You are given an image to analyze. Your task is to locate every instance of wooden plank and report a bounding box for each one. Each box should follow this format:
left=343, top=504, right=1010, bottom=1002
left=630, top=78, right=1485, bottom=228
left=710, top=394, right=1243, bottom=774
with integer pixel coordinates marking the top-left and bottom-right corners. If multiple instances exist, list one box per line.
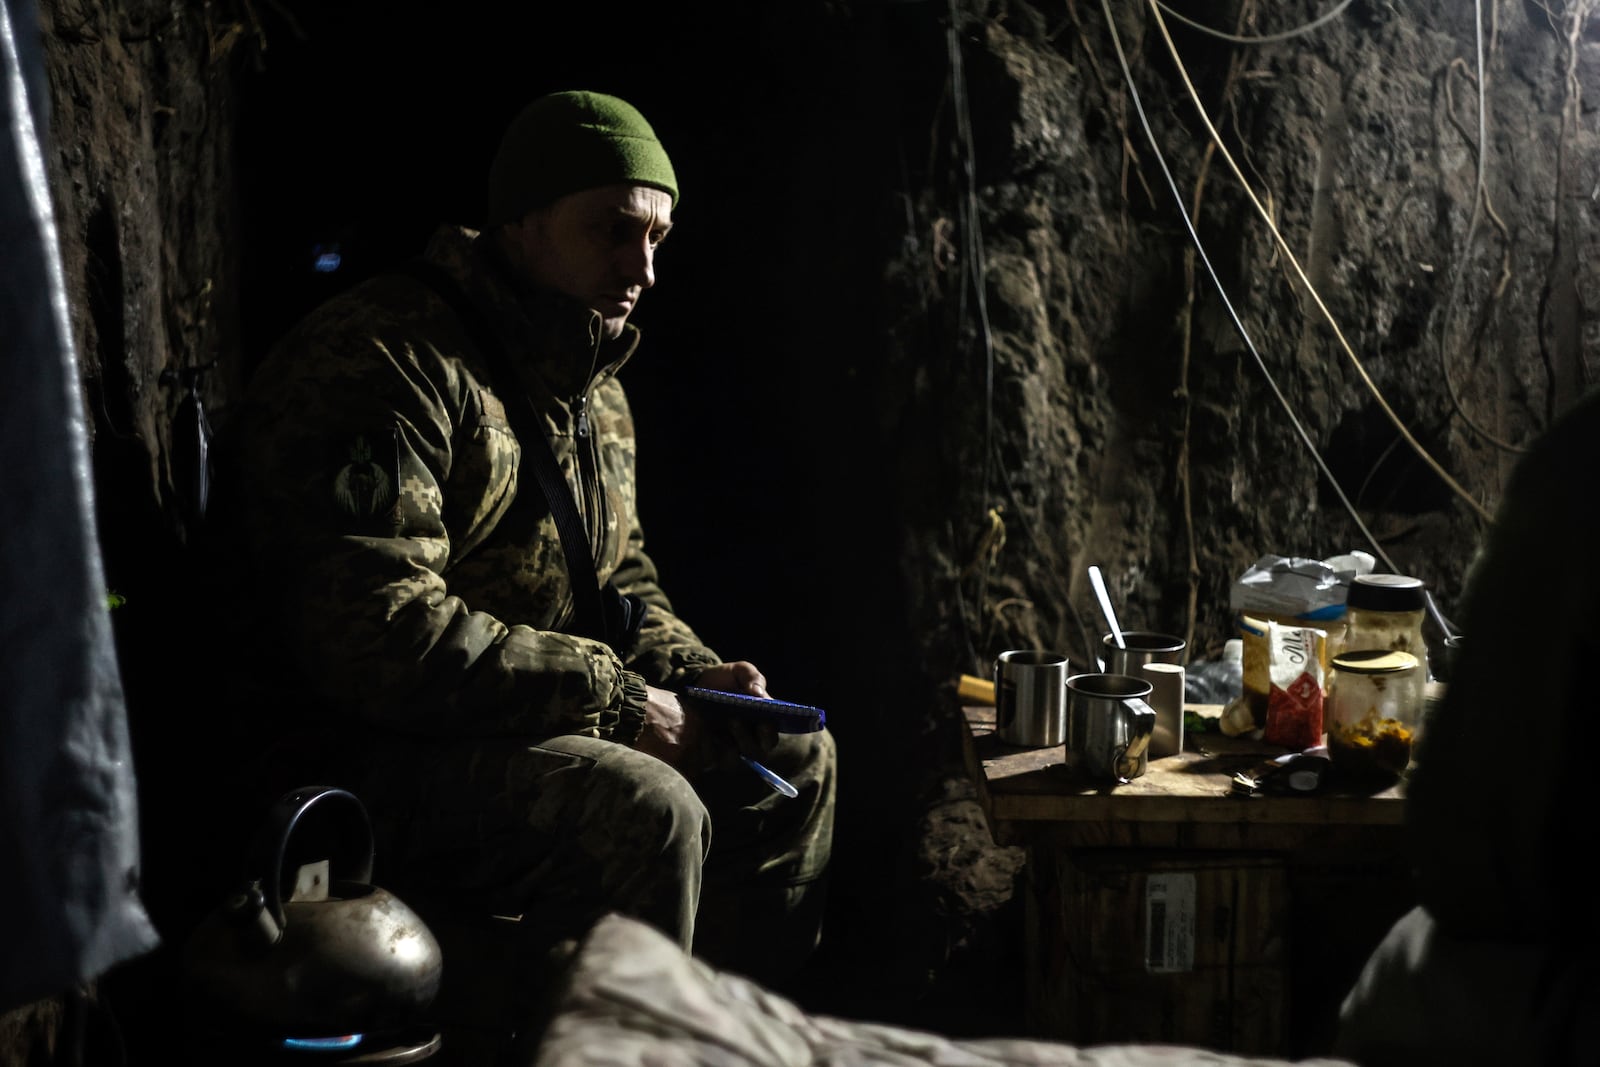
left=959, top=699, right=1413, bottom=1058
left=962, top=704, right=1404, bottom=849
left=1025, top=849, right=1288, bottom=1053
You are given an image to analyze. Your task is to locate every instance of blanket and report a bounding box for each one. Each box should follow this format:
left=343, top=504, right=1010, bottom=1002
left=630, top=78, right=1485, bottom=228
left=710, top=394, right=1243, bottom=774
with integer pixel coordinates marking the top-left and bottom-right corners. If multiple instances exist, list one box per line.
left=531, top=914, right=1356, bottom=1067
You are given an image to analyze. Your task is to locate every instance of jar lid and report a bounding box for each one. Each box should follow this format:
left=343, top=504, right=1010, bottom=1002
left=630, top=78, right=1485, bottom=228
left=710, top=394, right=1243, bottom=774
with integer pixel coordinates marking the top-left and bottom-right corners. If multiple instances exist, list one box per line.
left=1346, top=573, right=1427, bottom=612
left=1332, top=649, right=1420, bottom=674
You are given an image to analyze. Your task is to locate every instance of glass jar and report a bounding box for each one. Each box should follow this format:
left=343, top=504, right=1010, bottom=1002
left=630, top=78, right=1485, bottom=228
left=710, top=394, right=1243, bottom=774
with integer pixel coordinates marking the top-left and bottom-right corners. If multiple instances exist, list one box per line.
left=1341, top=573, right=1429, bottom=672
left=1325, top=649, right=1423, bottom=780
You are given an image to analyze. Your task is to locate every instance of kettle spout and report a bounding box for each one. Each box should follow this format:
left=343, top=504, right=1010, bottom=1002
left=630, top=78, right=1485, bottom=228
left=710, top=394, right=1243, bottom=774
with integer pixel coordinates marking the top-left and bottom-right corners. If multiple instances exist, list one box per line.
left=225, top=879, right=283, bottom=950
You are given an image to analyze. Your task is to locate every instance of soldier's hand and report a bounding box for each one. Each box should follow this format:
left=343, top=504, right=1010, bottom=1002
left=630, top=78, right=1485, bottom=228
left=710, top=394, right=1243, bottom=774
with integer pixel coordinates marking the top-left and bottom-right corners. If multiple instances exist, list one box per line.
left=688, top=661, right=781, bottom=762
left=693, top=661, right=768, bottom=698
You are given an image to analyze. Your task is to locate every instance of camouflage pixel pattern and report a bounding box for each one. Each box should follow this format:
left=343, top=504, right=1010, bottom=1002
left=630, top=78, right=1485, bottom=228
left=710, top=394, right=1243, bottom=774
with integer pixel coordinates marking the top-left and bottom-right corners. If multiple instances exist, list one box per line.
left=356, top=724, right=836, bottom=979
left=219, top=223, right=836, bottom=988
left=225, top=225, right=725, bottom=742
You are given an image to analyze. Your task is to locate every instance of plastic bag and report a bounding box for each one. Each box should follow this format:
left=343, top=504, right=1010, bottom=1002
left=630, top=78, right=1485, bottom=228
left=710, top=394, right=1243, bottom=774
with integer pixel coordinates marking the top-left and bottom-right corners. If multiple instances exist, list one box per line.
left=1228, top=551, right=1373, bottom=624
left=1221, top=550, right=1372, bottom=737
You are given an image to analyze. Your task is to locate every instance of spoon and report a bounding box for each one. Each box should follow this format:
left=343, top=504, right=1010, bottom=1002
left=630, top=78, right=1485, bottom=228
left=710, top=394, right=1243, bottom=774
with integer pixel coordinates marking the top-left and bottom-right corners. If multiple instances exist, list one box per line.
left=1089, top=565, right=1126, bottom=651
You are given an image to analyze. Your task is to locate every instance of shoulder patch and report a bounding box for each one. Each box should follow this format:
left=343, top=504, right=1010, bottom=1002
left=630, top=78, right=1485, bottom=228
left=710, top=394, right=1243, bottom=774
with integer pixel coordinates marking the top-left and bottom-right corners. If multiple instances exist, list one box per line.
left=333, top=432, right=398, bottom=519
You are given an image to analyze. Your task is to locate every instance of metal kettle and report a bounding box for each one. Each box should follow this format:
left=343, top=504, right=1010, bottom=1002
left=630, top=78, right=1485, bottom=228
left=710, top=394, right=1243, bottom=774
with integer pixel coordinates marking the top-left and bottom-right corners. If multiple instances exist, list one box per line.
left=182, top=785, right=444, bottom=1038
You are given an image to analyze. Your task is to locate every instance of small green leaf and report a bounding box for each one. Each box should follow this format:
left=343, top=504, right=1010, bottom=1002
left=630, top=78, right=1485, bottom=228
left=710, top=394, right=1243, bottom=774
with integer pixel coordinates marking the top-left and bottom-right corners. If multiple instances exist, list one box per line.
left=106, top=591, right=126, bottom=610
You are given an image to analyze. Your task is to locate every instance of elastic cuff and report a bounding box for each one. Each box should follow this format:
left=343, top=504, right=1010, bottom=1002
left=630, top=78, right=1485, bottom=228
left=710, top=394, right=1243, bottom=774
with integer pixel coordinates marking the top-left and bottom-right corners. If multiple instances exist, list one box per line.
left=610, top=669, right=650, bottom=745
left=676, top=658, right=726, bottom=690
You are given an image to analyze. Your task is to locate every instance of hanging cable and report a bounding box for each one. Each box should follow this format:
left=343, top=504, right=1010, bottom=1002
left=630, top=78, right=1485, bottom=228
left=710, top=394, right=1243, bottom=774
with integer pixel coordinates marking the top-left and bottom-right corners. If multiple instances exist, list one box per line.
left=946, top=0, right=997, bottom=509
left=1143, top=0, right=1494, bottom=525
left=1436, top=0, right=1528, bottom=454
left=1097, top=0, right=1423, bottom=586
left=945, top=0, right=1005, bottom=663
left=1152, top=0, right=1356, bottom=45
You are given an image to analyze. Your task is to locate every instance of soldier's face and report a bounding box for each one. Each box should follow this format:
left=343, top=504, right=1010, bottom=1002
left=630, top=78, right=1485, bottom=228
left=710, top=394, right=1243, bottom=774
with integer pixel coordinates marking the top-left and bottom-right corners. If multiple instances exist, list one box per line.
left=509, top=183, right=673, bottom=340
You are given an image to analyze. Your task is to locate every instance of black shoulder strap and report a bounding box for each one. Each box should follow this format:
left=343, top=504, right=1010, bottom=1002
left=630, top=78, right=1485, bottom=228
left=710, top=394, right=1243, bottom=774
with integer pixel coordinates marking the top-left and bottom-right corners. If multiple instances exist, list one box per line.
left=390, top=258, right=609, bottom=643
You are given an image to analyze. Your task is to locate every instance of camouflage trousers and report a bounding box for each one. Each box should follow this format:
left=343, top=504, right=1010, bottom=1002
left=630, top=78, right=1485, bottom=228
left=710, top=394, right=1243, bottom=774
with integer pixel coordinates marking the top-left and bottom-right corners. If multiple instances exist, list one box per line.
left=353, top=727, right=836, bottom=989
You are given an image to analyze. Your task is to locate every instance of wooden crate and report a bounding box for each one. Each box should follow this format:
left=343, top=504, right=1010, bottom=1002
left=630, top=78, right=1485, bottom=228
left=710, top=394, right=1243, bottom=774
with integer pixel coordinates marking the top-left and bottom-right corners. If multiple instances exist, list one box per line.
left=1024, top=849, right=1288, bottom=1054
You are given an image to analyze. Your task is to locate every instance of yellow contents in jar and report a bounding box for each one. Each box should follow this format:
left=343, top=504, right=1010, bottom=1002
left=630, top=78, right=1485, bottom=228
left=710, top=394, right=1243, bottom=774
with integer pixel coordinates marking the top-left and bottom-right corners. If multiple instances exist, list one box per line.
left=1327, top=712, right=1413, bottom=778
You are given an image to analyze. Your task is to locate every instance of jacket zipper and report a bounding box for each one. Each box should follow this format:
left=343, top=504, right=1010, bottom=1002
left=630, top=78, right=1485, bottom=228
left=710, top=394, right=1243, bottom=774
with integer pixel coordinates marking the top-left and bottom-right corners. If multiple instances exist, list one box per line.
left=574, top=392, right=590, bottom=439
left=571, top=322, right=626, bottom=578
left=572, top=391, right=604, bottom=559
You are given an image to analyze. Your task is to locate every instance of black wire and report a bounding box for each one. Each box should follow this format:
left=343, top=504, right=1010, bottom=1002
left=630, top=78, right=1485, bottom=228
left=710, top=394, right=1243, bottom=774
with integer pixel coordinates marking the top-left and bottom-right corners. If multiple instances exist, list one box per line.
left=945, top=0, right=1008, bottom=664
left=1099, top=0, right=1465, bottom=640
left=1101, top=6, right=1322, bottom=493
left=946, top=0, right=996, bottom=511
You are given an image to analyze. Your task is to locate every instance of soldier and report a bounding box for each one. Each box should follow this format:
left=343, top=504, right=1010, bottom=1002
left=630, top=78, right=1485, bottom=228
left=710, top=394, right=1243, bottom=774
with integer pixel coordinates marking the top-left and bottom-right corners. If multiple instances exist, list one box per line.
left=1334, top=386, right=1600, bottom=1065
left=210, top=91, right=836, bottom=998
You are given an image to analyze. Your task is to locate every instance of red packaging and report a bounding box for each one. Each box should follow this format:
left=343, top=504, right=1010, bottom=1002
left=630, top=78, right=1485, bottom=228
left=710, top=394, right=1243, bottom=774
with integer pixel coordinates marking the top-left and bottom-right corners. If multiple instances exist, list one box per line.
left=1264, top=670, right=1323, bottom=749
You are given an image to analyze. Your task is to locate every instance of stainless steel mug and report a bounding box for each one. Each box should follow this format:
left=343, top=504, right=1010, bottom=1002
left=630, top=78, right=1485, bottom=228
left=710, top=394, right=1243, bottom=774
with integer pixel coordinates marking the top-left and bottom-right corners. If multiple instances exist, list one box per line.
left=994, top=650, right=1070, bottom=746
left=1066, top=672, right=1158, bottom=781
left=1102, top=630, right=1186, bottom=676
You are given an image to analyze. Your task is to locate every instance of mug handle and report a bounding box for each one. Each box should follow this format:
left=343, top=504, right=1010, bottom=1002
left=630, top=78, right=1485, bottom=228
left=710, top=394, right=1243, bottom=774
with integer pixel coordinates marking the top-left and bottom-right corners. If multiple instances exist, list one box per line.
left=1114, top=697, right=1158, bottom=781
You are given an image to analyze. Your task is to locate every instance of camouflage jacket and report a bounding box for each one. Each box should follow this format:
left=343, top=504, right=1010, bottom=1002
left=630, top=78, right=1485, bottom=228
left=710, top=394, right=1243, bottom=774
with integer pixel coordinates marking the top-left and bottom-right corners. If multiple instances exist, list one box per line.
left=223, top=225, right=723, bottom=744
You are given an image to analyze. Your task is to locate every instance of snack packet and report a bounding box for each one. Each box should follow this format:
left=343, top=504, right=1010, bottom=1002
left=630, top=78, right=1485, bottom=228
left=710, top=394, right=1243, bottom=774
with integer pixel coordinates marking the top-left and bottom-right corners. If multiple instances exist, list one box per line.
left=1239, top=614, right=1271, bottom=729
left=1262, top=621, right=1326, bottom=749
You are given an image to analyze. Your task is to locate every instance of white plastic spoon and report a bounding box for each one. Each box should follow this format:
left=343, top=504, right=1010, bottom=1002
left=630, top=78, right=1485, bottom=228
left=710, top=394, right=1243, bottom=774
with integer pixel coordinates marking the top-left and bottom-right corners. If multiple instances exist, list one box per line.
left=1089, top=565, right=1126, bottom=653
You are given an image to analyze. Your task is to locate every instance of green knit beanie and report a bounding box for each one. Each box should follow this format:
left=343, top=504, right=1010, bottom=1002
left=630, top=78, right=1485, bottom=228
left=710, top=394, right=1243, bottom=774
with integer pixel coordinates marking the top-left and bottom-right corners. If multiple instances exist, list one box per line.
left=485, top=90, right=678, bottom=229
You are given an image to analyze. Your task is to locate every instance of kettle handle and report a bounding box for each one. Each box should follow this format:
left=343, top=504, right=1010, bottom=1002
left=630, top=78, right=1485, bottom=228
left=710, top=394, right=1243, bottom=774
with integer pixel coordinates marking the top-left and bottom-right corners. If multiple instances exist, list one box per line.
left=253, top=786, right=376, bottom=929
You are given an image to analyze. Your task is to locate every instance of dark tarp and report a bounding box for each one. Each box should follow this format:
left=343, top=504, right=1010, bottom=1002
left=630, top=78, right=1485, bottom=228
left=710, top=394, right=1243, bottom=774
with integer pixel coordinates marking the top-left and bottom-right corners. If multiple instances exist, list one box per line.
left=0, top=0, right=159, bottom=1010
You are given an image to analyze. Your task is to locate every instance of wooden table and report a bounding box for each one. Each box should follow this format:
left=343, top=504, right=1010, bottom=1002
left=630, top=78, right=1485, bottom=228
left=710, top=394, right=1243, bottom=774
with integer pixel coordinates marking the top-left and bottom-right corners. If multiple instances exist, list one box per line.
left=961, top=703, right=1414, bottom=1058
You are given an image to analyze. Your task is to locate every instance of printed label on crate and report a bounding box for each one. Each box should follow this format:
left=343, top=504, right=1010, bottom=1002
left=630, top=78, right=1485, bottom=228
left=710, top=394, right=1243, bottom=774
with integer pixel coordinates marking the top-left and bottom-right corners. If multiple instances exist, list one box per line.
left=1144, top=872, right=1197, bottom=973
